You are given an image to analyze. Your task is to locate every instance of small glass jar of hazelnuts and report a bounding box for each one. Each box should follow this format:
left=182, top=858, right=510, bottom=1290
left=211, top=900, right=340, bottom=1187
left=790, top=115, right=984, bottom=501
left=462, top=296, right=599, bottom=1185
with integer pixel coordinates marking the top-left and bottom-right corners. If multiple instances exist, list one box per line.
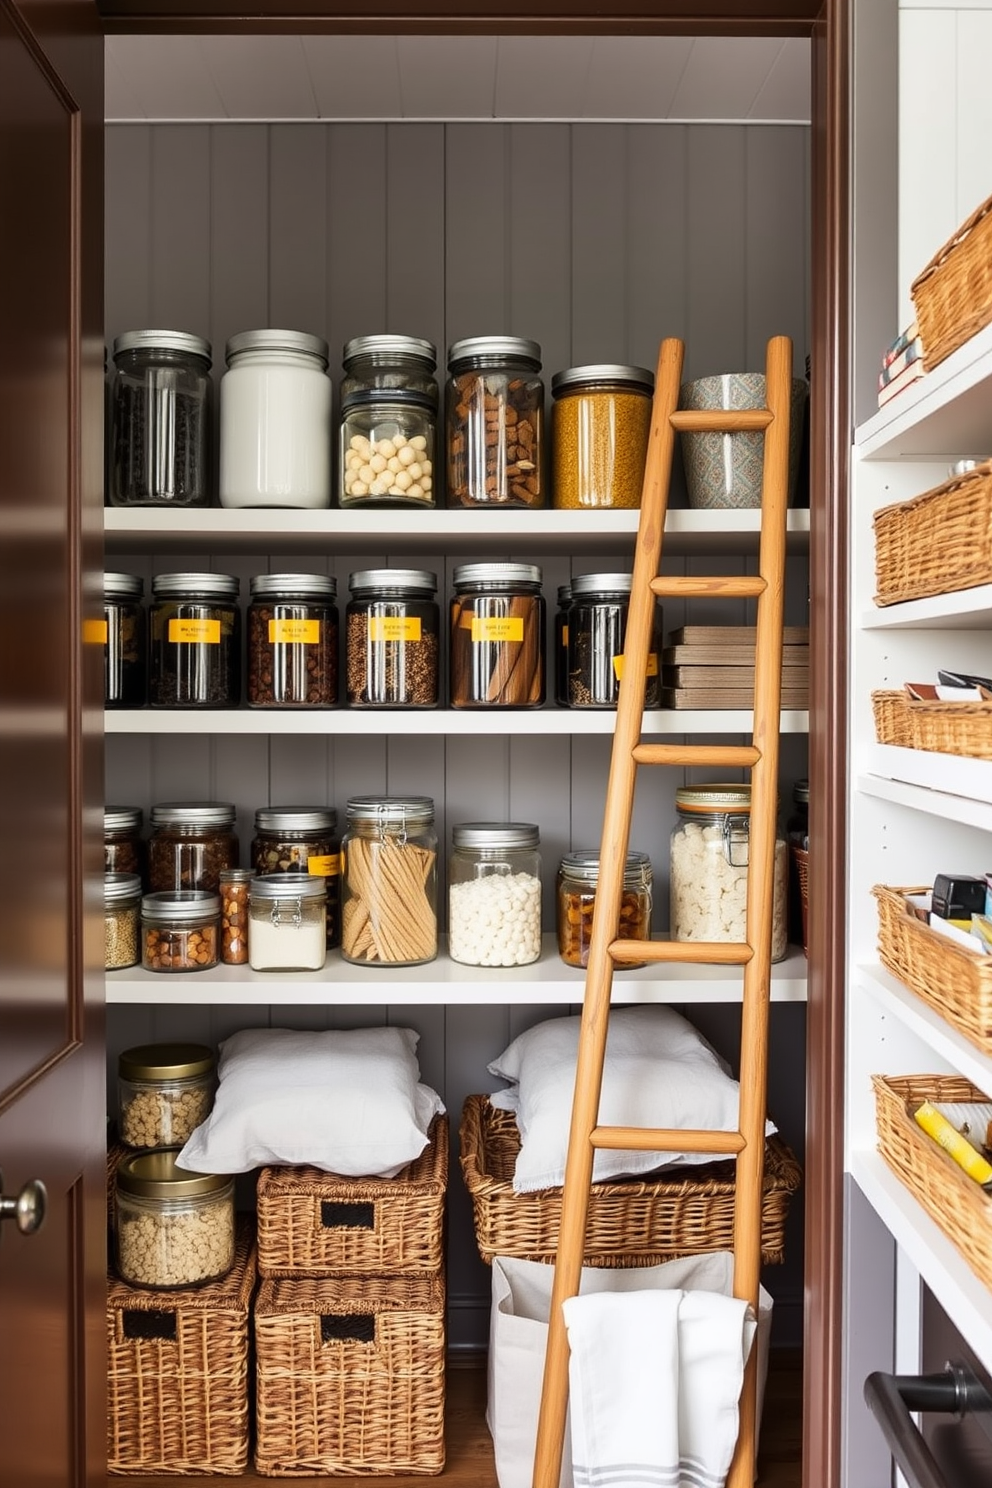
left=337, top=334, right=437, bottom=508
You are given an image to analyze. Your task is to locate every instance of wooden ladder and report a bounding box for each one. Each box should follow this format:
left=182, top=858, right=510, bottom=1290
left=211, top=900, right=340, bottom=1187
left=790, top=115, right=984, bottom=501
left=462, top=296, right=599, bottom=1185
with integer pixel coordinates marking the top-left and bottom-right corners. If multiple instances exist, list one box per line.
left=531, top=334, right=795, bottom=1488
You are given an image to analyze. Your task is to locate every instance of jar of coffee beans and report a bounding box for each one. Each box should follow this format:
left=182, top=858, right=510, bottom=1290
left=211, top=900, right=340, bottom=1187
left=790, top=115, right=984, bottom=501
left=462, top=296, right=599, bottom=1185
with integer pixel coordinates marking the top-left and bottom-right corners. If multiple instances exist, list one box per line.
left=250, top=807, right=341, bottom=949
left=346, top=569, right=439, bottom=708
left=141, top=890, right=221, bottom=973
left=114, top=1150, right=234, bottom=1289
left=117, top=1042, right=216, bottom=1151
left=247, top=572, right=338, bottom=707
left=556, top=849, right=652, bottom=968
left=109, top=330, right=212, bottom=508
left=445, top=336, right=544, bottom=508
left=449, top=562, right=545, bottom=708
left=339, top=334, right=437, bottom=508
left=104, top=805, right=144, bottom=882
left=102, top=571, right=146, bottom=707
left=566, top=572, right=661, bottom=709
left=148, top=802, right=239, bottom=894
left=148, top=572, right=241, bottom=708
left=105, top=872, right=142, bottom=970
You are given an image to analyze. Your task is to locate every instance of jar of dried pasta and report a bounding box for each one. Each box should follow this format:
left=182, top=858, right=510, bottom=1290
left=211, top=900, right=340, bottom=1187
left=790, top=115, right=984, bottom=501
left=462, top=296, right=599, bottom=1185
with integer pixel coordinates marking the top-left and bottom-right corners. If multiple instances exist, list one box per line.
left=551, top=364, right=653, bottom=509
left=117, top=1042, right=216, bottom=1151
left=341, top=795, right=437, bottom=967
left=556, top=849, right=652, bottom=968
left=114, top=1149, right=235, bottom=1289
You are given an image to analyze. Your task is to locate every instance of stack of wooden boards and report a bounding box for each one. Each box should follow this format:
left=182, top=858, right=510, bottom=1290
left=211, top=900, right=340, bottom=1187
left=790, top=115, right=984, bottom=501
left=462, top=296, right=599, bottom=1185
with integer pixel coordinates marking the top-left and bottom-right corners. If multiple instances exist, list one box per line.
left=661, top=625, right=810, bottom=709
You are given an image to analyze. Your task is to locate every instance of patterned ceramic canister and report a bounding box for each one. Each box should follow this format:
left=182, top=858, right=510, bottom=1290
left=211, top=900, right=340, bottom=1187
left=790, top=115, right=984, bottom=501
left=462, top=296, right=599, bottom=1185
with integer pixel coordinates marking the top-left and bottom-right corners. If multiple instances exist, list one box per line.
left=678, top=371, right=809, bottom=509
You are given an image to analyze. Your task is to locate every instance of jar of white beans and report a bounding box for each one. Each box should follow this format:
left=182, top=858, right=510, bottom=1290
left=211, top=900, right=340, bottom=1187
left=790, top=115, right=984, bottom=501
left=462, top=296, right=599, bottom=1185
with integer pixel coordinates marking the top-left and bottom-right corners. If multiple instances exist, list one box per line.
left=448, top=822, right=542, bottom=967
left=338, top=334, right=437, bottom=508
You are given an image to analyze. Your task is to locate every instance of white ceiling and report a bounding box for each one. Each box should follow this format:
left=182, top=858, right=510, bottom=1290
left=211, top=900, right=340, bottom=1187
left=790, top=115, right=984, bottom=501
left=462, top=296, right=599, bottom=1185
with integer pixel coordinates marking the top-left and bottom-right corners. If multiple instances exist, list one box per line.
left=105, top=34, right=811, bottom=124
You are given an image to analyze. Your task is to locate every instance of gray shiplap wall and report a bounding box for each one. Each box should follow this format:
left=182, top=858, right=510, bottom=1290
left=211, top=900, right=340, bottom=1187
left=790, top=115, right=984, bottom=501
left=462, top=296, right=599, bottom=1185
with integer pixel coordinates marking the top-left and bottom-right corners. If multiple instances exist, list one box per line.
left=105, top=120, right=809, bottom=1348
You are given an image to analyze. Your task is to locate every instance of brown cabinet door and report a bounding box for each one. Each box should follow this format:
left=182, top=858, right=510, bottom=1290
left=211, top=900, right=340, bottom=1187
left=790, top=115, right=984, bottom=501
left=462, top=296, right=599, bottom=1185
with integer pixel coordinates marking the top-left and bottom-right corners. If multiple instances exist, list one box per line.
left=0, top=2, right=105, bottom=1483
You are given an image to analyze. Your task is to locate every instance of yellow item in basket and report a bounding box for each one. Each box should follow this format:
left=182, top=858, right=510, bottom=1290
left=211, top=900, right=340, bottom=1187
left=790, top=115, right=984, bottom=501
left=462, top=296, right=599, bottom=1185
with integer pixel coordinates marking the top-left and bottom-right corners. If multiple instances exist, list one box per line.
left=914, top=1100, right=992, bottom=1190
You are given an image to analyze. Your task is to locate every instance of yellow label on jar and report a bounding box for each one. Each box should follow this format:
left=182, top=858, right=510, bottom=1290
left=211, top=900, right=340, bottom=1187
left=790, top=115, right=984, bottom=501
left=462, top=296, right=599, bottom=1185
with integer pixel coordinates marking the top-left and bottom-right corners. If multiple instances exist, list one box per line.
left=472, top=617, right=524, bottom=643
left=613, top=653, right=659, bottom=680
left=370, top=616, right=422, bottom=643
left=83, top=619, right=108, bottom=645
left=307, top=853, right=341, bottom=877
left=562, top=625, right=569, bottom=645
left=269, top=618, right=320, bottom=645
left=169, top=618, right=221, bottom=645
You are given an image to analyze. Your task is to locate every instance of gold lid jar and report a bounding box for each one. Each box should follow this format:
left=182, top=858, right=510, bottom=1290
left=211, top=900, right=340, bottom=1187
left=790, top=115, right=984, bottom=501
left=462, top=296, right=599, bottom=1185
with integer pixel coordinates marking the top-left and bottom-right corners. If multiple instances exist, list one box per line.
left=114, top=1148, right=234, bottom=1289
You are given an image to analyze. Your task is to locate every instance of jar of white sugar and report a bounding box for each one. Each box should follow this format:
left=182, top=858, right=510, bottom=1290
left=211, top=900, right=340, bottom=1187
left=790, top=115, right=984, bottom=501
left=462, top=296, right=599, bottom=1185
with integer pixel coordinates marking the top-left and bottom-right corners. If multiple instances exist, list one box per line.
left=448, top=822, right=542, bottom=967
left=670, top=785, right=788, bottom=962
left=219, top=329, right=332, bottom=509
left=248, top=873, right=327, bottom=972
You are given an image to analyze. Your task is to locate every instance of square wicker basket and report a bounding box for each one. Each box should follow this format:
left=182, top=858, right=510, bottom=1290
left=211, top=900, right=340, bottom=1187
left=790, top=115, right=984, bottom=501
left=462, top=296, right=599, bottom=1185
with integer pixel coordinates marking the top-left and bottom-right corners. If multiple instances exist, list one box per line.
left=255, top=1114, right=447, bottom=1278
left=873, top=884, right=992, bottom=1054
left=910, top=191, right=992, bottom=370
left=873, top=459, right=992, bottom=607
left=253, top=1271, right=446, bottom=1477
left=107, top=1217, right=257, bottom=1476
left=458, top=1095, right=802, bottom=1268
left=872, top=687, right=992, bottom=760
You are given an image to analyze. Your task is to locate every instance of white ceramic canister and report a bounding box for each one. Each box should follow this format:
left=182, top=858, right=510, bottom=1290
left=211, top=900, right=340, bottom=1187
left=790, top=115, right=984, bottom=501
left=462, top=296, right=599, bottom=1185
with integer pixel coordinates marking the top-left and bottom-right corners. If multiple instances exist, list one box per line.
left=219, top=329, right=332, bottom=509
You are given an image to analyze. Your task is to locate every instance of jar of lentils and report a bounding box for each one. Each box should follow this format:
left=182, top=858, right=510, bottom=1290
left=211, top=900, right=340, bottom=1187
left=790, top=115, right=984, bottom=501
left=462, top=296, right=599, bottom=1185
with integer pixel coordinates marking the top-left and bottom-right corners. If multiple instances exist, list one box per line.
left=346, top=569, right=439, bottom=708
left=105, top=872, right=142, bottom=970
left=446, top=336, right=544, bottom=508
left=148, top=802, right=239, bottom=894
left=247, top=572, right=338, bottom=707
left=341, top=795, right=438, bottom=967
left=141, top=889, right=221, bottom=973
left=450, top=562, right=545, bottom=708
left=148, top=572, right=241, bottom=708
left=219, top=329, right=332, bottom=509
left=117, top=1042, right=216, bottom=1151
left=102, top=572, right=146, bottom=707
left=551, top=364, right=653, bottom=509
left=339, top=334, right=437, bottom=507
left=448, top=822, right=542, bottom=967
left=109, top=329, right=212, bottom=508
left=104, top=805, right=144, bottom=882
left=556, top=849, right=653, bottom=968
left=250, top=807, right=341, bottom=950
left=114, top=1150, right=235, bottom=1290
left=567, top=572, right=661, bottom=709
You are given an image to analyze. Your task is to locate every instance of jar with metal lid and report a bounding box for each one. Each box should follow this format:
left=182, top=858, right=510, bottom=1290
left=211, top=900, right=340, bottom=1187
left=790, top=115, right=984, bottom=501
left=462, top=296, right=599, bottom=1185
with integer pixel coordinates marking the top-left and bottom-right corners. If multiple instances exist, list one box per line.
left=787, top=780, right=810, bottom=954
left=554, top=583, right=572, bottom=707
left=109, top=329, right=212, bottom=508
left=450, top=562, right=545, bottom=708
left=566, top=572, right=661, bottom=709
left=551, top=364, right=654, bottom=509
left=101, top=572, right=146, bottom=706
left=219, top=867, right=253, bottom=965
left=339, top=335, right=438, bottom=507
left=114, top=1149, right=234, bottom=1289
left=448, top=822, right=542, bottom=967
left=346, top=569, right=439, bottom=708
left=341, top=795, right=438, bottom=967
left=147, top=802, right=239, bottom=894
left=446, top=336, right=544, bottom=508
left=247, top=572, right=339, bottom=708
left=248, top=873, right=328, bottom=971
left=670, top=785, right=788, bottom=962
left=141, top=889, right=221, bottom=973
left=219, top=328, right=332, bottom=510
left=105, top=872, right=142, bottom=970
left=556, top=849, right=653, bottom=969
left=250, top=807, right=341, bottom=950
left=117, top=1042, right=216, bottom=1151
left=105, top=805, right=144, bottom=881
left=148, top=571, right=241, bottom=708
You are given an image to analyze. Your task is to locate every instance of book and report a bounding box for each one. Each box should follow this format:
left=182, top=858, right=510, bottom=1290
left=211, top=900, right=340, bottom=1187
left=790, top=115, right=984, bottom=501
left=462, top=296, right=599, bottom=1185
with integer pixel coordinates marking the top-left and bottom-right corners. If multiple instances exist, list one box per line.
left=877, top=359, right=925, bottom=406
left=878, top=339, right=922, bottom=387
left=661, top=688, right=809, bottom=710
left=662, top=665, right=810, bottom=688
left=881, top=321, right=919, bottom=368
left=666, top=624, right=810, bottom=646
left=662, top=643, right=810, bottom=665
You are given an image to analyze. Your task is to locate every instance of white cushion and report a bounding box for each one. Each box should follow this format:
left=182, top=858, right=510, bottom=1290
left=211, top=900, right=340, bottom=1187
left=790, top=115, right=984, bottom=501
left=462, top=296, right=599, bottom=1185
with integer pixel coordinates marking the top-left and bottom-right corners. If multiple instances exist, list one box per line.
left=487, top=1005, right=774, bottom=1192
left=178, top=1026, right=444, bottom=1177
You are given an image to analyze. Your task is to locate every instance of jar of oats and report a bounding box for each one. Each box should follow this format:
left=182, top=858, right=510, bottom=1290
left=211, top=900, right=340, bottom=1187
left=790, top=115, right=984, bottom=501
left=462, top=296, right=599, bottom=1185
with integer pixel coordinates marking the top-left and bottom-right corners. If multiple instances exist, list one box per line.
left=118, top=1042, right=216, bottom=1151
left=114, top=1149, right=234, bottom=1289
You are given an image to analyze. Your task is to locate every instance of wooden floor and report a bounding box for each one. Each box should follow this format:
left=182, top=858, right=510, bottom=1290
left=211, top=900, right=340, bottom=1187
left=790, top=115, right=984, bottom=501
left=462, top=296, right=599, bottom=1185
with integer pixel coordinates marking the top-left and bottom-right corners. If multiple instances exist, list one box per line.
left=109, top=1349, right=802, bottom=1486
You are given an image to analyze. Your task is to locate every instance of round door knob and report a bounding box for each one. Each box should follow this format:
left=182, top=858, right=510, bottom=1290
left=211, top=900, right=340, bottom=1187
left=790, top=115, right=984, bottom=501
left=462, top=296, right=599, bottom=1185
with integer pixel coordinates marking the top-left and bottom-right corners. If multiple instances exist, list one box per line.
left=0, top=1170, right=47, bottom=1235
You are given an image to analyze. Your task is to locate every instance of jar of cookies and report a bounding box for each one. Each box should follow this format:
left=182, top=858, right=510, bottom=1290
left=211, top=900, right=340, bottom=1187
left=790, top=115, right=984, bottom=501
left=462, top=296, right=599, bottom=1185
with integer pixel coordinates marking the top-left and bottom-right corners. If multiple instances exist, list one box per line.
left=117, top=1042, right=216, bottom=1151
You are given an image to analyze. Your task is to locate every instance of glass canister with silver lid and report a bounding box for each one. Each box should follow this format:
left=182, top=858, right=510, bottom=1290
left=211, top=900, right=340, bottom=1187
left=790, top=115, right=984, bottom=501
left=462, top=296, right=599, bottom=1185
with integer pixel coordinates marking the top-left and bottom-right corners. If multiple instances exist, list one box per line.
left=448, top=822, right=542, bottom=967
left=339, top=334, right=437, bottom=507
left=556, top=849, right=652, bottom=968
left=247, top=572, right=339, bottom=708
left=105, top=872, right=142, bottom=970
left=251, top=806, right=341, bottom=949
left=346, top=568, right=440, bottom=708
left=341, top=795, right=438, bottom=967
left=109, top=329, right=212, bottom=508
left=141, top=889, right=221, bottom=972
left=148, top=802, right=239, bottom=894
left=248, top=873, right=328, bottom=971
left=449, top=561, right=545, bottom=708
left=102, top=572, right=146, bottom=707
left=105, top=805, right=144, bottom=881
left=551, top=364, right=653, bottom=509
left=566, top=571, right=661, bottom=709
left=446, top=336, right=544, bottom=508
left=148, top=571, right=241, bottom=708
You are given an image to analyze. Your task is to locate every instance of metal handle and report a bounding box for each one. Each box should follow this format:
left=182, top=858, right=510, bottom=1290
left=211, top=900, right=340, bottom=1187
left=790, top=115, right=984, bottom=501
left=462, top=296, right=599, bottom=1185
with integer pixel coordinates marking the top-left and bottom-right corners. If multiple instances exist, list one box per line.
left=864, top=1364, right=992, bottom=1488
left=0, top=1169, right=47, bottom=1236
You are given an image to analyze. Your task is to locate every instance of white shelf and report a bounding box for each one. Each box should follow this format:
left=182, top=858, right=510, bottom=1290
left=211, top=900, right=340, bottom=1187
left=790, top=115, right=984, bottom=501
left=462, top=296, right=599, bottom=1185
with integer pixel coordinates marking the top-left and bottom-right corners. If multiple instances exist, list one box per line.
left=854, top=320, right=992, bottom=460
left=855, top=963, right=992, bottom=1095
left=859, top=745, right=992, bottom=820
left=861, top=583, right=992, bottom=630
left=106, top=937, right=809, bottom=1005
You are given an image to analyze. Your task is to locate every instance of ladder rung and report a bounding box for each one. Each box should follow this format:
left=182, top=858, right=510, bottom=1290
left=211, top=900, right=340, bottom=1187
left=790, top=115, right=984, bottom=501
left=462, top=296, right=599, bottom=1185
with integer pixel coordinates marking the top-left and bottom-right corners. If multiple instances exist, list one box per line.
left=669, top=409, right=772, bottom=434
left=632, top=743, right=761, bottom=768
left=610, top=938, right=752, bottom=966
left=590, top=1125, right=745, bottom=1156
left=650, top=575, right=767, bottom=599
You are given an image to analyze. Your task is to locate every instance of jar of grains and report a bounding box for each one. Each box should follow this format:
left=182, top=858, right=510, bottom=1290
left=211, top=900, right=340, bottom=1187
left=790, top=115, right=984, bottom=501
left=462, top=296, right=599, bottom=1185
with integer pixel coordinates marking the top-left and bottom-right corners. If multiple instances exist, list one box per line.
left=105, top=872, right=142, bottom=970
left=338, top=334, right=438, bottom=507
left=114, top=1149, right=234, bottom=1289
left=141, top=890, right=221, bottom=973
left=448, top=822, right=542, bottom=967
left=556, top=849, right=653, bottom=969
left=117, top=1042, right=216, bottom=1151
left=148, top=802, right=239, bottom=894
left=341, top=795, right=438, bottom=967
left=554, top=583, right=572, bottom=706
left=449, top=562, right=545, bottom=708
left=250, top=806, right=341, bottom=950
left=670, top=785, right=788, bottom=962
left=566, top=572, right=661, bottom=709
left=104, top=805, right=144, bottom=882
left=101, top=572, right=146, bottom=707
left=346, top=569, right=439, bottom=708
left=219, top=329, right=332, bottom=509
left=218, top=867, right=253, bottom=965
left=248, top=873, right=327, bottom=972
left=148, top=572, right=241, bottom=709
left=247, top=572, right=338, bottom=708
left=445, top=336, right=544, bottom=508
left=109, top=329, right=212, bottom=508
left=551, top=364, right=653, bottom=509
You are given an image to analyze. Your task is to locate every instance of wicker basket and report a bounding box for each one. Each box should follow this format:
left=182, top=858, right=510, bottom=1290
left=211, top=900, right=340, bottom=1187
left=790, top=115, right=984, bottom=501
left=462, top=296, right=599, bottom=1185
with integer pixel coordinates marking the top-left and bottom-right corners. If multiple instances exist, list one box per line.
left=873, top=459, right=992, bottom=606
left=254, top=1272, right=446, bottom=1477
left=458, top=1096, right=802, bottom=1268
left=910, top=192, right=992, bottom=370
left=873, top=1073, right=992, bottom=1292
left=256, top=1114, right=447, bottom=1278
left=873, top=884, right=992, bottom=1053
left=872, top=687, right=992, bottom=759
left=107, top=1217, right=256, bottom=1476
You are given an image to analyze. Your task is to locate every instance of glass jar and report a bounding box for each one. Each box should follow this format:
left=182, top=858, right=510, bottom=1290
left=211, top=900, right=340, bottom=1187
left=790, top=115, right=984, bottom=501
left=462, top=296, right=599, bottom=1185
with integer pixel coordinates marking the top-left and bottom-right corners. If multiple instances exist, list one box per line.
left=105, top=872, right=142, bottom=970
left=219, top=329, right=332, bottom=509
left=117, top=1042, right=216, bottom=1151
left=141, top=889, right=221, bottom=973
left=147, top=802, right=239, bottom=894
left=250, top=807, right=341, bottom=950
left=219, top=866, right=253, bottom=965
left=448, top=822, right=542, bottom=967
left=101, top=572, right=146, bottom=707
left=109, top=329, right=212, bottom=508
left=445, top=336, right=544, bottom=508
left=339, top=335, right=438, bottom=508
left=787, top=779, right=810, bottom=953
left=551, top=364, right=653, bottom=509
left=554, top=583, right=572, bottom=707
left=346, top=569, right=439, bottom=708
left=566, top=572, right=661, bottom=709
left=341, top=795, right=438, bottom=967
left=148, top=571, right=241, bottom=708
left=105, top=805, right=144, bottom=881
left=670, top=785, right=788, bottom=962
left=556, top=850, right=653, bottom=969
left=114, top=1149, right=235, bottom=1289
left=248, top=873, right=327, bottom=971
left=247, top=572, right=339, bottom=708
left=449, top=562, right=545, bottom=708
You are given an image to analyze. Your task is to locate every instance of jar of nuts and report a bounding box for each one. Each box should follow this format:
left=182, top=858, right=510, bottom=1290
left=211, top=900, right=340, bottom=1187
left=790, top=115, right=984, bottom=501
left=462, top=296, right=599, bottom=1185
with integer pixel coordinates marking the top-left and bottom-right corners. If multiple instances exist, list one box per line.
left=118, top=1042, right=216, bottom=1150
left=141, top=889, right=221, bottom=973
left=148, top=802, right=239, bottom=893
left=339, top=334, right=437, bottom=508
left=218, top=866, right=253, bottom=964
left=556, top=849, right=653, bottom=968
left=445, top=336, right=544, bottom=508
left=346, top=569, right=439, bottom=708
left=114, top=1149, right=235, bottom=1290
left=247, top=572, right=339, bottom=708
left=250, top=807, right=341, bottom=949
left=105, top=872, right=142, bottom=970
left=104, top=805, right=144, bottom=882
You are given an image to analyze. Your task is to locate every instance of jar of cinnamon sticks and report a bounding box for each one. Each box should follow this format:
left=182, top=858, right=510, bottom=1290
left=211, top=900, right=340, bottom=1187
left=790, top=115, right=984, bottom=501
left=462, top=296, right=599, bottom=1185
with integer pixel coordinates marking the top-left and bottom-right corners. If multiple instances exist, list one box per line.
left=341, top=795, right=438, bottom=966
left=449, top=562, right=545, bottom=708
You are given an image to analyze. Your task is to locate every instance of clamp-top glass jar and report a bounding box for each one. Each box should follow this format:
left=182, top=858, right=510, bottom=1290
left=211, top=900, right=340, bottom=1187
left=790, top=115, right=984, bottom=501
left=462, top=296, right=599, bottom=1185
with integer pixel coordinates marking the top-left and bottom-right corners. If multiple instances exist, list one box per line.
left=446, top=336, right=544, bottom=508
left=556, top=849, right=653, bottom=968
left=148, top=802, right=239, bottom=894
left=109, top=329, right=212, bottom=508
left=566, top=572, right=661, bottom=709
left=346, top=569, right=440, bottom=708
left=448, top=822, right=542, bottom=967
left=551, top=364, right=653, bottom=509
left=251, top=806, right=341, bottom=949
left=149, top=572, right=241, bottom=708
left=247, top=572, right=339, bottom=708
left=102, top=572, right=146, bottom=707
left=341, top=795, right=438, bottom=967
left=339, top=335, right=437, bottom=507
left=219, top=329, right=332, bottom=509
left=248, top=873, right=327, bottom=971
left=449, top=562, right=545, bottom=708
